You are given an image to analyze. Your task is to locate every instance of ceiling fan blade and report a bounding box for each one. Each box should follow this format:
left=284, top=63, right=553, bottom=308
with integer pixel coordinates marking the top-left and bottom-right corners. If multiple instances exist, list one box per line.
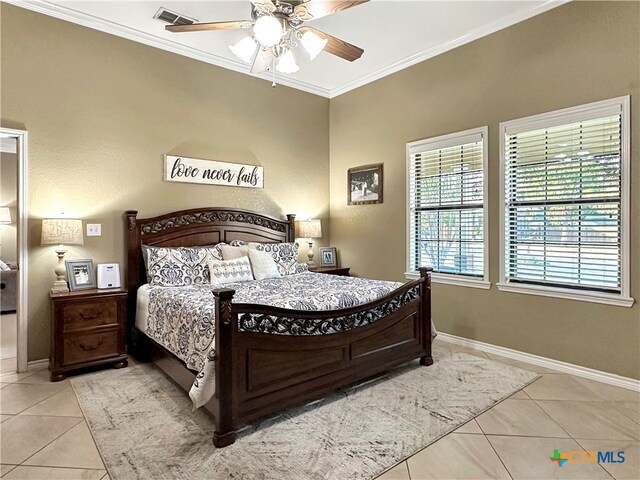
left=166, top=21, right=252, bottom=33
left=301, top=27, right=364, bottom=62
left=294, top=0, right=369, bottom=21
left=250, top=0, right=277, bottom=13
left=251, top=47, right=273, bottom=74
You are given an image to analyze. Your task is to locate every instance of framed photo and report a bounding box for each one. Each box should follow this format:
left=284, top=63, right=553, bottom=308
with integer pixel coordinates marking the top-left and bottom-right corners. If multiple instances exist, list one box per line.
left=65, top=259, right=96, bottom=291
left=348, top=163, right=383, bottom=205
left=319, top=247, right=338, bottom=267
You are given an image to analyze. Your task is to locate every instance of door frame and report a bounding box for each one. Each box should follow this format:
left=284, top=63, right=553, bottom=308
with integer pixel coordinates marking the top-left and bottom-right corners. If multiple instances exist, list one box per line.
left=1, top=127, right=28, bottom=372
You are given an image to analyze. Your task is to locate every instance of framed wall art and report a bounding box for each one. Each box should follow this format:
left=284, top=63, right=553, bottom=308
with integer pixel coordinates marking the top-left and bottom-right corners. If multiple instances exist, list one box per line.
left=348, top=163, right=383, bottom=205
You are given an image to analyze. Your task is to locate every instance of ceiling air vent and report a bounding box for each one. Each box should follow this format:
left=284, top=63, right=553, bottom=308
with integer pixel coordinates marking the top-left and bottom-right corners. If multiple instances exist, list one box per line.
left=154, top=7, right=197, bottom=26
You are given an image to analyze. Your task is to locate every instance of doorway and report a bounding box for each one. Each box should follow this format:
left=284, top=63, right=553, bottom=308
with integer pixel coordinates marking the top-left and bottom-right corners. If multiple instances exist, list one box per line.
left=0, top=128, right=28, bottom=373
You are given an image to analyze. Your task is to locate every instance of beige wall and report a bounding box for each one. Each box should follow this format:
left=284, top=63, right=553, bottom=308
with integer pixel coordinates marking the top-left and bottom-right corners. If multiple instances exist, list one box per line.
left=329, top=1, right=640, bottom=379
left=0, top=4, right=330, bottom=361
left=0, top=150, right=18, bottom=262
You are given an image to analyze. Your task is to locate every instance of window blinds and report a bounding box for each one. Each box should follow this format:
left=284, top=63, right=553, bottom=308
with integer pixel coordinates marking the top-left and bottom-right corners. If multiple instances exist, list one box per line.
left=408, top=132, right=484, bottom=276
left=504, top=114, right=622, bottom=292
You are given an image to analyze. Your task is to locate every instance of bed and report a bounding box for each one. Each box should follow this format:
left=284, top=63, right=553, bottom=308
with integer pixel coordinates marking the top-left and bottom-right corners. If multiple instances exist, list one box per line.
left=125, top=207, right=432, bottom=447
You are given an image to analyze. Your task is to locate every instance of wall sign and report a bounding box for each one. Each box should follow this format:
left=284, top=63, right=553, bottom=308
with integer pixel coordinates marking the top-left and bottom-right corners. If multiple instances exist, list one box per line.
left=164, top=155, right=264, bottom=189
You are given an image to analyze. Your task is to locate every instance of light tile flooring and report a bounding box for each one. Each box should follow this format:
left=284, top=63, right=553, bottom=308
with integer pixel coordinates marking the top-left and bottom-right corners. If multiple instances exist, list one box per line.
left=0, top=339, right=637, bottom=479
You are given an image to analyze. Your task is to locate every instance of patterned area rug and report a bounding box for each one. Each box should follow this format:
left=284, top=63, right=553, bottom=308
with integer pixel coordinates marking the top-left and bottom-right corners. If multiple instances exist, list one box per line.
left=72, top=346, right=538, bottom=480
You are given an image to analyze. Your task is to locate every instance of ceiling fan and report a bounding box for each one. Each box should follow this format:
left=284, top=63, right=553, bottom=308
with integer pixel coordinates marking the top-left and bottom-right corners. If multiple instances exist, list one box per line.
left=165, top=0, right=368, bottom=75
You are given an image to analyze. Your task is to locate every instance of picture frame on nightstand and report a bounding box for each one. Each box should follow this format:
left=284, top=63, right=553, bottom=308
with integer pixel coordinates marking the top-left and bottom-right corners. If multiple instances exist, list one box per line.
left=319, top=247, right=338, bottom=267
left=65, top=259, right=96, bottom=291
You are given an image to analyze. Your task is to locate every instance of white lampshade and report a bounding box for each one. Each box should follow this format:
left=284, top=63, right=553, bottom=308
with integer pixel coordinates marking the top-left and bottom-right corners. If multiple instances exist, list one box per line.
left=301, top=30, right=327, bottom=60
left=297, top=219, right=322, bottom=239
left=253, top=15, right=284, bottom=47
left=276, top=50, right=299, bottom=74
left=0, top=207, right=11, bottom=224
left=230, top=36, right=257, bottom=63
left=41, top=218, right=84, bottom=246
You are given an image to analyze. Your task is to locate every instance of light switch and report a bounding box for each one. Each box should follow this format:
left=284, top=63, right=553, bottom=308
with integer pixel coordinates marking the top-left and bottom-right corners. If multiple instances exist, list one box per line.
left=87, top=224, right=102, bottom=236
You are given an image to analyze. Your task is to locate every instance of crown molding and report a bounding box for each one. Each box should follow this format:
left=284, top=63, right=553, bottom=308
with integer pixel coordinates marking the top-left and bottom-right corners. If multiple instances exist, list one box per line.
left=3, top=0, right=331, bottom=98
left=5, top=0, right=568, bottom=99
left=329, top=0, right=570, bottom=98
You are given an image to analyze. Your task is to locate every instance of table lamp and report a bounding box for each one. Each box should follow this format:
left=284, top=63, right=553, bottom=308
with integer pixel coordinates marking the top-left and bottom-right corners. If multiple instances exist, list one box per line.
left=41, top=218, right=84, bottom=293
left=297, top=219, right=322, bottom=266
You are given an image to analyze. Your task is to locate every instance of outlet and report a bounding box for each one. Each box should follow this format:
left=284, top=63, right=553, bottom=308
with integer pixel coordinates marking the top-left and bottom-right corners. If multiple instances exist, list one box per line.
left=87, top=224, right=102, bottom=236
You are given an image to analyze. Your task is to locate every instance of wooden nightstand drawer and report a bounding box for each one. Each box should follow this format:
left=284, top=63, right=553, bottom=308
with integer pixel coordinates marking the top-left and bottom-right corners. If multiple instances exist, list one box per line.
left=50, top=288, right=128, bottom=381
left=63, top=298, right=118, bottom=331
left=63, top=329, right=119, bottom=365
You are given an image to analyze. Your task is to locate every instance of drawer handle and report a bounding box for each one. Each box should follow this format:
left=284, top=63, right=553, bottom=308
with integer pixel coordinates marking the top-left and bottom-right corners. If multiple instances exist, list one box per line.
left=79, top=338, right=104, bottom=351
left=79, top=309, right=103, bottom=320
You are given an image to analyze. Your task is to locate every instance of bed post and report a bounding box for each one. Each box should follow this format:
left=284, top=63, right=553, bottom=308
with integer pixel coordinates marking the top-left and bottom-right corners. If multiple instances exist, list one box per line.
left=212, top=288, right=237, bottom=448
left=286, top=214, right=296, bottom=242
left=124, top=210, right=142, bottom=349
left=418, top=267, right=433, bottom=366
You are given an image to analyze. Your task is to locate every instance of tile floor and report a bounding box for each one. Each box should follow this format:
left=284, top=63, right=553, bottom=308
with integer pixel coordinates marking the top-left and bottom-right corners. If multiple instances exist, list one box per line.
left=0, top=339, right=637, bottom=479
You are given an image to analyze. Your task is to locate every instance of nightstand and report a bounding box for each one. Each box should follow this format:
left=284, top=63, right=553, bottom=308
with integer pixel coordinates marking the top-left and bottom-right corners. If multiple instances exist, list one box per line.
left=50, top=288, right=128, bottom=381
left=308, top=266, right=350, bottom=276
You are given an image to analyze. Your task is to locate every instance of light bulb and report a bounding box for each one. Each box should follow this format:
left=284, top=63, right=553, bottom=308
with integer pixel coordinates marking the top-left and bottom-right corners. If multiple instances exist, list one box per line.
left=301, top=31, right=327, bottom=60
left=276, top=50, right=299, bottom=74
left=253, top=15, right=284, bottom=47
left=229, top=36, right=257, bottom=63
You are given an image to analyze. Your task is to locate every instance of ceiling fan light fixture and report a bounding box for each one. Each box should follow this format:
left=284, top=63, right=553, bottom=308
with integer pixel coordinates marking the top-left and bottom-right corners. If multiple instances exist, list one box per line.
left=300, top=30, right=327, bottom=60
left=253, top=15, right=284, bottom=47
left=276, top=50, right=299, bottom=74
left=230, top=36, right=257, bottom=63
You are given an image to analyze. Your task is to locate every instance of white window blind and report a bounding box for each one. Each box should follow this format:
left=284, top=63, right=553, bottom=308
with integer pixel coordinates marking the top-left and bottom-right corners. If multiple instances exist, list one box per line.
left=504, top=109, right=623, bottom=293
left=408, top=129, right=486, bottom=279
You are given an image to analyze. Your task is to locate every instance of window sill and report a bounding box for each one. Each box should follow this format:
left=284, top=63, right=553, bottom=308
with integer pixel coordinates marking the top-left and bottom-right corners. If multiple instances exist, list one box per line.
left=496, top=282, right=635, bottom=308
left=405, top=272, right=491, bottom=290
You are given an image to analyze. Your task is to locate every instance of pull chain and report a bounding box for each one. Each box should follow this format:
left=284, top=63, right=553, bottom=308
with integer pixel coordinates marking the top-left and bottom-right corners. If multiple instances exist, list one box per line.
left=272, top=57, right=277, bottom=88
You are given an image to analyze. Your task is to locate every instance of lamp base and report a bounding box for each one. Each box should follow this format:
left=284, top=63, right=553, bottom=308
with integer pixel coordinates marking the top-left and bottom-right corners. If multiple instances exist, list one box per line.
left=51, top=248, right=69, bottom=293
left=306, top=241, right=316, bottom=267
left=51, top=281, right=69, bottom=294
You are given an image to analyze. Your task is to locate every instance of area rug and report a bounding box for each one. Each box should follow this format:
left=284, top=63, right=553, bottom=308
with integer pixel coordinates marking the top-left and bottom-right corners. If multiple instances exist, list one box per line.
left=72, top=346, right=538, bottom=480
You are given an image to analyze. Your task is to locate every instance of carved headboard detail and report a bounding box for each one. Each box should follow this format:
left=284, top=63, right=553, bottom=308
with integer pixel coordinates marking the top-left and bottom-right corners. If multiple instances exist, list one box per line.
left=124, top=207, right=295, bottom=322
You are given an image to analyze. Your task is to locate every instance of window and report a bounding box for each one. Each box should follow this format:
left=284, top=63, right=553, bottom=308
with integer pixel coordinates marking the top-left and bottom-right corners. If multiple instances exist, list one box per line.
left=406, top=127, right=489, bottom=288
left=499, top=96, right=632, bottom=307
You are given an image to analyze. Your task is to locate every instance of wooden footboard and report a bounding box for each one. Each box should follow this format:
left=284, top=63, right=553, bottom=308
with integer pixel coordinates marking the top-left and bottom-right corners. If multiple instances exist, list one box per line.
left=211, top=267, right=432, bottom=447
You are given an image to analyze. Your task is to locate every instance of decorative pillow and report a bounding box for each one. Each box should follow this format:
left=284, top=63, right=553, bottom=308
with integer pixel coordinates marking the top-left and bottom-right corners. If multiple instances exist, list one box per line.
left=248, top=249, right=281, bottom=281
left=229, top=240, right=248, bottom=247
left=143, top=244, right=225, bottom=285
left=146, top=246, right=210, bottom=286
left=209, top=257, right=254, bottom=286
left=206, top=244, right=224, bottom=261
left=220, top=244, right=249, bottom=260
left=292, top=262, right=309, bottom=274
left=248, top=242, right=300, bottom=276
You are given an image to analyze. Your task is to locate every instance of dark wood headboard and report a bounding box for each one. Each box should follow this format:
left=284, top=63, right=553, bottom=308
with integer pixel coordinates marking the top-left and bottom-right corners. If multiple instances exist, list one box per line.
left=124, top=207, right=295, bottom=321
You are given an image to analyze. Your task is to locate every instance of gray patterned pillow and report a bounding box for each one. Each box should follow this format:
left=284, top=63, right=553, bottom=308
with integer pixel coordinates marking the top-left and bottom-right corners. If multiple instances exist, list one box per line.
left=209, top=256, right=254, bottom=286
left=248, top=242, right=300, bottom=276
left=146, top=245, right=226, bottom=286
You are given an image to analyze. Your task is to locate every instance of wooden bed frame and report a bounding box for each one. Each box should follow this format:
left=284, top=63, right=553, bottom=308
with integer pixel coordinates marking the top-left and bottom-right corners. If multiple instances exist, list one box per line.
left=125, top=207, right=432, bottom=447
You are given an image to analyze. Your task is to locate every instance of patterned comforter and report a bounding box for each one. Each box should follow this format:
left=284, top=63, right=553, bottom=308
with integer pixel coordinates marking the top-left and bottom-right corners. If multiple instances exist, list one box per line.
left=142, top=272, right=404, bottom=409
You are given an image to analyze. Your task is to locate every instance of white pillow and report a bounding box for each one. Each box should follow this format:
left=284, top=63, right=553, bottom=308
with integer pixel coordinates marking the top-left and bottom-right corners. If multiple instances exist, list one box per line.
left=209, top=256, right=254, bottom=286
left=248, top=249, right=281, bottom=281
left=220, top=244, right=249, bottom=260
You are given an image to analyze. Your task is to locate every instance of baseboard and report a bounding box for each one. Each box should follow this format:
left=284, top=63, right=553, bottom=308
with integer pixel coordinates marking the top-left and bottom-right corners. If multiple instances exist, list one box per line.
left=437, top=332, right=640, bottom=392
left=27, top=358, right=49, bottom=370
